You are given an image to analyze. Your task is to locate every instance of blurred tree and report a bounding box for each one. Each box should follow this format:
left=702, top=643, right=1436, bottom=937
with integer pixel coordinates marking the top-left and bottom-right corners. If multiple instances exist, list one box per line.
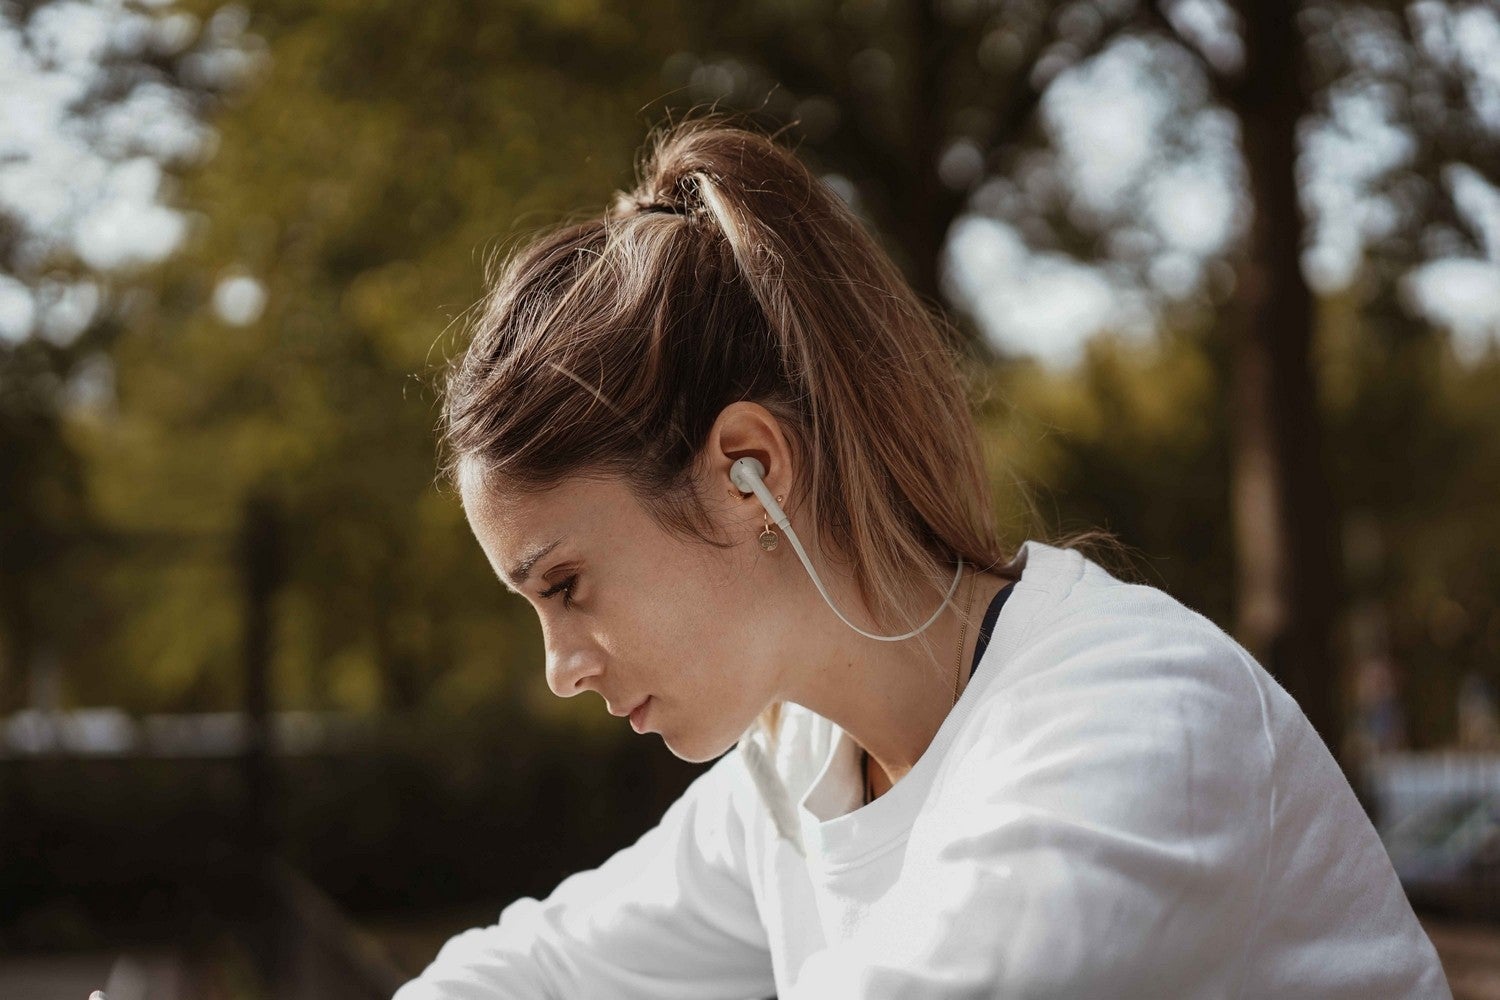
left=974, top=318, right=1238, bottom=622
left=659, top=0, right=1152, bottom=359
left=1320, top=281, right=1500, bottom=749
left=0, top=333, right=90, bottom=712
left=0, top=0, right=251, bottom=713
left=1140, top=0, right=1349, bottom=759
left=68, top=0, right=714, bottom=720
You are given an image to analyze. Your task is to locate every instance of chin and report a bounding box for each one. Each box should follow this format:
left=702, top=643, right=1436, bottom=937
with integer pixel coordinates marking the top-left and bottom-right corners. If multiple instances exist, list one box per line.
left=661, top=724, right=742, bottom=765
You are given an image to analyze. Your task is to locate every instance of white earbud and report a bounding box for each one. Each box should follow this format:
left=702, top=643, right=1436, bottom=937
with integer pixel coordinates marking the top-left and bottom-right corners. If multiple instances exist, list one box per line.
left=728, top=456, right=963, bottom=641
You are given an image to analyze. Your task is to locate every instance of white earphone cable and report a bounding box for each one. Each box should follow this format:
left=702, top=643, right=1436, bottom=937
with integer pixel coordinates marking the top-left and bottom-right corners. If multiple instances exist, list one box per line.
left=730, top=457, right=963, bottom=641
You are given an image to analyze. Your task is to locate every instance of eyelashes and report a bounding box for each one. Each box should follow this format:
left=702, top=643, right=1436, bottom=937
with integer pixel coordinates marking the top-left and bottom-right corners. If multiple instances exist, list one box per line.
left=539, top=573, right=578, bottom=610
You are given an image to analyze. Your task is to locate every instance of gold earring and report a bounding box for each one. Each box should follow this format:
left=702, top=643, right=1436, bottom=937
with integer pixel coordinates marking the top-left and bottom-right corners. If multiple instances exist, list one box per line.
left=758, top=495, right=784, bottom=551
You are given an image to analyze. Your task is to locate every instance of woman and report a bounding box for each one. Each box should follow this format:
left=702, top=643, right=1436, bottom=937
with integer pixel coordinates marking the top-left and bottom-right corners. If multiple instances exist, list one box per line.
left=396, top=116, right=1450, bottom=999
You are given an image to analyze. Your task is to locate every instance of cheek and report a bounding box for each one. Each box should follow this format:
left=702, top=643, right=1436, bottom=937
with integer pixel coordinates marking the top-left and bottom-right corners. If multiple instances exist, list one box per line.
left=628, top=567, right=720, bottom=643
left=624, top=555, right=744, bottom=659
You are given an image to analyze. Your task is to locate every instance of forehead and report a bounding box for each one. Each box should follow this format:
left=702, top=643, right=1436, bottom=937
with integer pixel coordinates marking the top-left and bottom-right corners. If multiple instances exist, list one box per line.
left=459, top=460, right=629, bottom=522
left=458, top=462, right=626, bottom=588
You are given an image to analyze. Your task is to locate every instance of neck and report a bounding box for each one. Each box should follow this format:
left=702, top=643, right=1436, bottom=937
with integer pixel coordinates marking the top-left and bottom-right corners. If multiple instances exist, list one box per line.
left=781, top=564, right=1009, bottom=792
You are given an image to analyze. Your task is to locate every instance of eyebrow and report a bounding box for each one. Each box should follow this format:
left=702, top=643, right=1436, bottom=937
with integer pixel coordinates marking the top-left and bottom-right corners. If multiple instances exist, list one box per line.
left=503, top=537, right=565, bottom=593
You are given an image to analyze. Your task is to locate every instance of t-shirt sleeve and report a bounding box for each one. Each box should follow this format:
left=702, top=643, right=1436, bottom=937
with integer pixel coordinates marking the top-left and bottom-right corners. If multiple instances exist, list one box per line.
left=393, top=746, right=775, bottom=1000
left=787, top=613, right=1276, bottom=999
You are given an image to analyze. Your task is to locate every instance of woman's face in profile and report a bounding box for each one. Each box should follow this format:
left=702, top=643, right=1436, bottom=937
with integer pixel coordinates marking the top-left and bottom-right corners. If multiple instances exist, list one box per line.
left=458, top=462, right=780, bottom=763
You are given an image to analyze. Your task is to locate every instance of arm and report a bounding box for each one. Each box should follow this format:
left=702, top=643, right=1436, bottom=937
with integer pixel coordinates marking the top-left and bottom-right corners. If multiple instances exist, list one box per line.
left=394, top=747, right=775, bottom=1000
left=787, top=617, right=1275, bottom=1000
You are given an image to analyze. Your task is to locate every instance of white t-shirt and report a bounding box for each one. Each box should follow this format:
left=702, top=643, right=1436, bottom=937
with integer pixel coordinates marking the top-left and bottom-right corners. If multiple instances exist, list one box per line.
left=394, top=538, right=1452, bottom=999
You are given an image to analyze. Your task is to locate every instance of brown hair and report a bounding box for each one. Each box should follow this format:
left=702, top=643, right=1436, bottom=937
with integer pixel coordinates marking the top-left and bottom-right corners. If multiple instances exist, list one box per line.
left=437, top=112, right=1117, bottom=743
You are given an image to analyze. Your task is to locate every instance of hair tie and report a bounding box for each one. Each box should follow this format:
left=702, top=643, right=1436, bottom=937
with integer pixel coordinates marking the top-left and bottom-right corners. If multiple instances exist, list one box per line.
left=640, top=199, right=684, bottom=216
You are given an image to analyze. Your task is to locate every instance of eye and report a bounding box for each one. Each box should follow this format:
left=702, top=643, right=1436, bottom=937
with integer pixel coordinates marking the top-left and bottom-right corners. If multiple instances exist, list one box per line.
left=539, top=573, right=579, bottom=610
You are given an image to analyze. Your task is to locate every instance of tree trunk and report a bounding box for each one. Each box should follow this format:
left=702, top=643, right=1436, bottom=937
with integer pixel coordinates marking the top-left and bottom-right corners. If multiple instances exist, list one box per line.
left=1231, top=0, right=1347, bottom=763
left=897, top=0, right=959, bottom=317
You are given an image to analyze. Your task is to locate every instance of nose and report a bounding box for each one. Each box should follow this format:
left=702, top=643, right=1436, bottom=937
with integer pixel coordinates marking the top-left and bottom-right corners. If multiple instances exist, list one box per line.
left=543, top=632, right=605, bottom=699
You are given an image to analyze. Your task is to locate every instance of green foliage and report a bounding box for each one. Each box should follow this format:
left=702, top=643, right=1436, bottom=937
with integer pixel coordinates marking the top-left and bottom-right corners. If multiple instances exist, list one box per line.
left=62, top=0, right=696, bottom=717
left=1321, top=289, right=1500, bottom=747
left=0, top=337, right=95, bottom=709
left=976, top=322, right=1236, bottom=625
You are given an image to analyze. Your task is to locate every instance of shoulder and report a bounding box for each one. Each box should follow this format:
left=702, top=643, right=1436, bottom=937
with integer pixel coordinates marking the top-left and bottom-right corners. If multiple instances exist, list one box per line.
left=982, top=540, right=1274, bottom=716
left=938, top=570, right=1278, bottom=842
left=885, top=572, right=1281, bottom=996
left=994, top=561, right=1276, bottom=746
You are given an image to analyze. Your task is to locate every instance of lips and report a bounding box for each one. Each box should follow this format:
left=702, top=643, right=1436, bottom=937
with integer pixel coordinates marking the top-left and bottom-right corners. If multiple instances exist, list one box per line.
left=609, top=696, right=648, bottom=718
left=629, top=696, right=652, bottom=734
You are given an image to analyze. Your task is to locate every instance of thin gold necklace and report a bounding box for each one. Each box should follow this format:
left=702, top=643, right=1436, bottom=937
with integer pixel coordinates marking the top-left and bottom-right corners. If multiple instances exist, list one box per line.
left=862, top=569, right=976, bottom=806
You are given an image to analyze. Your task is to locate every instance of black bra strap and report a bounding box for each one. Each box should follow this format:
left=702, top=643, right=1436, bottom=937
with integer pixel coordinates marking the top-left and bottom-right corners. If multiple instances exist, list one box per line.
left=970, top=581, right=1016, bottom=680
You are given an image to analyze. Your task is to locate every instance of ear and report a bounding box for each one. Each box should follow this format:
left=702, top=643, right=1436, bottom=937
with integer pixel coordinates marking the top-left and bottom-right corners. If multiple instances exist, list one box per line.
left=700, top=402, right=800, bottom=534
